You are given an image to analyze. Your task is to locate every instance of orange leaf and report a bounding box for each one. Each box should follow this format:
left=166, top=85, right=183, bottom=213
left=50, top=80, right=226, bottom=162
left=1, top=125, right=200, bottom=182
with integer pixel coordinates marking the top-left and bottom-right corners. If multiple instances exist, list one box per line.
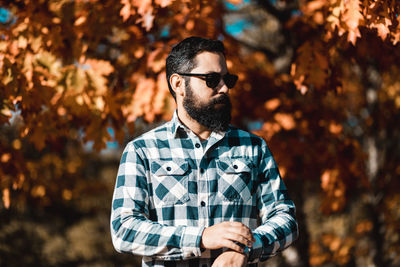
left=132, top=0, right=152, bottom=16
left=370, top=18, right=392, bottom=40
left=153, top=72, right=170, bottom=114
left=304, top=0, right=326, bottom=14
left=274, top=113, right=296, bottom=130
left=225, top=0, right=243, bottom=5
left=147, top=48, right=166, bottom=73
left=74, top=16, right=86, bottom=26
left=85, top=59, right=114, bottom=76
left=138, top=9, right=155, bottom=32
left=329, top=122, right=343, bottom=135
left=155, top=0, right=173, bottom=8
left=120, top=0, right=134, bottom=21
left=124, top=77, right=156, bottom=122
left=264, top=98, right=281, bottom=111
left=343, top=0, right=363, bottom=44
left=2, top=188, right=10, bottom=209
left=1, top=153, right=11, bottom=163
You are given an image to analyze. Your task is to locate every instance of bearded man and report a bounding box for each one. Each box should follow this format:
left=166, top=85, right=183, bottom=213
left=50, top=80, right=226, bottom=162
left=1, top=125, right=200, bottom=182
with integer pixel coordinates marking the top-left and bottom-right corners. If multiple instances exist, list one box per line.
left=110, top=36, right=298, bottom=267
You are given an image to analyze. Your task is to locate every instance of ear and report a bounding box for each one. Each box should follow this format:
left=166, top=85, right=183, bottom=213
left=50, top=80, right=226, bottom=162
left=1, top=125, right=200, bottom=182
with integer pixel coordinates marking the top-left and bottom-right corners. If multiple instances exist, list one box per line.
left=170, top=73, right=185, bottom=98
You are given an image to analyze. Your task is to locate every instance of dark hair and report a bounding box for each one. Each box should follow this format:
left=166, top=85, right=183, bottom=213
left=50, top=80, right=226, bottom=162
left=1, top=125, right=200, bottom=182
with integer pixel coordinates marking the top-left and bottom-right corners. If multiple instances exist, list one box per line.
left=166, top=36, right=225, bottom=100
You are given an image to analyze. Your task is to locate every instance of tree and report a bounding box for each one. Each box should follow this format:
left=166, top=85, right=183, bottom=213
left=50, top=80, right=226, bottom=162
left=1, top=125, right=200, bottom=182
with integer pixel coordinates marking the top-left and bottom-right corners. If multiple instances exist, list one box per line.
left=1, top=0, right=400, bottom=266
left=228, top=1, right=400, bottom=265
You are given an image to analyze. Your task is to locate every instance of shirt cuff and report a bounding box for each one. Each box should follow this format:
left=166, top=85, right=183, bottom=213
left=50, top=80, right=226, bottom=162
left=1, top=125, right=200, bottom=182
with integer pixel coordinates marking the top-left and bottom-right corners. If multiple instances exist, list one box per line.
left=247, top=233, right=263, bottom=263
left=181, top=226, right=205, bottom=259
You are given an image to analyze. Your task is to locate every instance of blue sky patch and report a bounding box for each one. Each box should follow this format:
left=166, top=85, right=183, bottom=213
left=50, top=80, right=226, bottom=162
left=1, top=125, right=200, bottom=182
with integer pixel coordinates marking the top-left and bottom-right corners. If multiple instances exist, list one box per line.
left=0, top=8, right=12, bottom=24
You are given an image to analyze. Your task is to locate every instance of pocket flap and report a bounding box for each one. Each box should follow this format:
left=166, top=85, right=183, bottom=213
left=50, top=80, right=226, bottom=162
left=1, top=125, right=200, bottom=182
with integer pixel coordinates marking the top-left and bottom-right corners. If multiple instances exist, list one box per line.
left=217, top=158, right=251, bottom=174
left=151, top=160, right=189, bottom=176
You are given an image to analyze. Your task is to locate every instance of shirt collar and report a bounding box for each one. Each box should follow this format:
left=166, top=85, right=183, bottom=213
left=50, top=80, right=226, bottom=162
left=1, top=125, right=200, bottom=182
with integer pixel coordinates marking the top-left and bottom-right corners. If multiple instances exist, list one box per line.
left=169, top=110, right=187, bottom=138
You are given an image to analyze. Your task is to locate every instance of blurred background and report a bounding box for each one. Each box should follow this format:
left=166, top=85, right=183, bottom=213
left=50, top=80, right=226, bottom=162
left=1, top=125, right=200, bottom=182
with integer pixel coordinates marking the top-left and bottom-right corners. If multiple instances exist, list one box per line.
left=1, top=0, right=400, bottom=266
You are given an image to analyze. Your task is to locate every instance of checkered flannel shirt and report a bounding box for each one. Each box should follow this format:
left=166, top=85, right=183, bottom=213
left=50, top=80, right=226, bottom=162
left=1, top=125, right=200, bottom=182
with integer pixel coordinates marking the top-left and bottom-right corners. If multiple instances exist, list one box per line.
left=110, top=111, right=298, bottom=267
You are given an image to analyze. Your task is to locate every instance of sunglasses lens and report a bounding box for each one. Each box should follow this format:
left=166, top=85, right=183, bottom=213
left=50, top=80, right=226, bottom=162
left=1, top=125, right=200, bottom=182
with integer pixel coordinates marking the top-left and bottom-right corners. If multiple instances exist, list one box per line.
left=206, top=73, right=221, bottom=88
left=202, top=73, right=238, bottom=89
left=224, top=74, right=238, bottom=88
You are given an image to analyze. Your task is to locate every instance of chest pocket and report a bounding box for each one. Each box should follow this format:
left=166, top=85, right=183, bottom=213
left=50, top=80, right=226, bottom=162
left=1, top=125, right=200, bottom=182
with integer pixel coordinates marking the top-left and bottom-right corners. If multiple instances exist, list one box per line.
left=216, top=158, right=253, bottom=202
left=150, top=159, right=190, bottom=205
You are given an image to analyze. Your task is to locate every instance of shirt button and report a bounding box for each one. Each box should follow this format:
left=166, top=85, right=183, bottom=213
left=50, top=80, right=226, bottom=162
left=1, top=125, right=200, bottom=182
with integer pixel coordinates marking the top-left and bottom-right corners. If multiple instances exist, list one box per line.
left=200, top=168, right=204, bottom=174
left=233, top=164, right=238, bottom=169
left=166, top=166, right=171, bottom=171
left=201, top=201, right=206, bottom=207
left=195, top=143, right=201, bottom=148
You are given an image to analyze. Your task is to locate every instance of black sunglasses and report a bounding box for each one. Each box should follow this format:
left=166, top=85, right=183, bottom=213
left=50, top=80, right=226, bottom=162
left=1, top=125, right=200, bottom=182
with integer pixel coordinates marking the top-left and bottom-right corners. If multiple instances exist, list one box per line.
left=177, top=72, right=238, bottom=89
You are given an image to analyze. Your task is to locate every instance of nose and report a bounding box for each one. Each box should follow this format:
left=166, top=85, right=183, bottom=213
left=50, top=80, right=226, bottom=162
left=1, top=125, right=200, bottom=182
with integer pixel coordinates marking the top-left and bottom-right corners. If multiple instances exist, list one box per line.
left=216, top=80, right=229, bottom=94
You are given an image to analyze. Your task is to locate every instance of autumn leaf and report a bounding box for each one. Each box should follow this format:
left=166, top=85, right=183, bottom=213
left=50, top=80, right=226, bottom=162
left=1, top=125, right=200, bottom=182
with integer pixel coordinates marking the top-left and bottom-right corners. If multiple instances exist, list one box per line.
left=264, top=98, right=281, bottom=111
left=2, top=188, right=10, bottom=209
left=225, top=0, right=243, bottom=5
left=132, top=0, right=152, bottom=16
left=370, top=18, right=392, bottom=40
left=74, top=16, right=86, bottom=26
left=320, top=169, right=346, bottom=213
left=155, top=0, right=173, bottom=8
left=86, top=59, right=114, bottom=75
left=274, top=113, right=296, bottom=130
left=123, top=76, right=156, bottom=123
left=137, top=9, right=155, bottom=31
left=291, top=41, right=329, bottom=92
left=303, top=0, right=326, bottom=14
left=147, top=47, right=166, bottom=73
left=329, top=122, right=343, bottom=135
left=153, top=72, right=171, bottom=115
left=120, top=0, right=134, bottom=21
left=342, top=0, right=363, bottom=45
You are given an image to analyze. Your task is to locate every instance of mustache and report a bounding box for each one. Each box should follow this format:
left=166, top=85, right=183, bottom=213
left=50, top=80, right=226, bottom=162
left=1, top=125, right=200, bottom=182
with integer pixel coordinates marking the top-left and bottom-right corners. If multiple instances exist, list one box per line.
left=212, top=94, right=230, bottom=105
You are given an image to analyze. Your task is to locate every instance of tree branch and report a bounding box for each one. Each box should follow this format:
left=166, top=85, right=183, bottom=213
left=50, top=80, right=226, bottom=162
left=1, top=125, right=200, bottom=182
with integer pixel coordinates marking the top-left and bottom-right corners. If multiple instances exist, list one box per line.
left=225, top=33, right=276, bottom=59
left=254, top=0, right=298, bottom=23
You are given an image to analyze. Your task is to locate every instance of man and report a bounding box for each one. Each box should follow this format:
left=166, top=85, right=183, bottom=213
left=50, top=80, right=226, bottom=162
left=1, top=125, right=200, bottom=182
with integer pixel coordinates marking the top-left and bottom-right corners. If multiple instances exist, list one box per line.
left=110, top=37, right=298, bottom=267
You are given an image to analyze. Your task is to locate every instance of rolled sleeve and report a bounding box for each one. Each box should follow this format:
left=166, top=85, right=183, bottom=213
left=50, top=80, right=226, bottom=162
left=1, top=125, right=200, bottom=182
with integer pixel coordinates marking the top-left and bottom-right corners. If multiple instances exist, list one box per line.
left=248, top=142, right=298, bottom=263
left=181, top=226, right=206, bottom=258
left=110, top=142, right=205, bottom=260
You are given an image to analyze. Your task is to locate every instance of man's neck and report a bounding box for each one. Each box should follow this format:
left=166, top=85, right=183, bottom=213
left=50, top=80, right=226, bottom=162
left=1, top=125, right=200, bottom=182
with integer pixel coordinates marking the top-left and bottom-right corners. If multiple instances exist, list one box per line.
left=177, top=108, right=211, bottom=141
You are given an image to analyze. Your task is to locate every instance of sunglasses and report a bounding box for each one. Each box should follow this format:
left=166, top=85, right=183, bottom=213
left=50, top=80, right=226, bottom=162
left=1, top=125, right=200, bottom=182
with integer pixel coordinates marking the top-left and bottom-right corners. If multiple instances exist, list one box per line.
left=177, top=72, right=238, bottom=89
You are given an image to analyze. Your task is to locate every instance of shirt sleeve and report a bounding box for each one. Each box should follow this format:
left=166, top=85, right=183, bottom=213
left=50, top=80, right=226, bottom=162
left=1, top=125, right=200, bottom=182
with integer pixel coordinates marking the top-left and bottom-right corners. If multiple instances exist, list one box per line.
left=110, top=142, right=205, bottom=260
left=247, top=141, right=299, bottom=263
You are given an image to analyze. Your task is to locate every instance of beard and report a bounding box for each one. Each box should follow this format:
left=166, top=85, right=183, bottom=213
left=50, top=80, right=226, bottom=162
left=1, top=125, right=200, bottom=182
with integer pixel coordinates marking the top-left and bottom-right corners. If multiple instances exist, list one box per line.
left=183, top=83, right=232, bottom=132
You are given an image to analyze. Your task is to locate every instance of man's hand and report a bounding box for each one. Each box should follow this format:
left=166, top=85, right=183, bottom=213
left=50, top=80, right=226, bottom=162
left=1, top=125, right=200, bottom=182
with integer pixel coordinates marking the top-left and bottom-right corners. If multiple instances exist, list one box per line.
left=200, top=221, right=254, bottom=253
left=212, top=250, right=248, bottom=267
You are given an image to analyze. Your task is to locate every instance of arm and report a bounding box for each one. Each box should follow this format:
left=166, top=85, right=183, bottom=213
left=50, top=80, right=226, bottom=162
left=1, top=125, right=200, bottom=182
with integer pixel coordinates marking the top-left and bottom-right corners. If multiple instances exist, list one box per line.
left=247, top=142, right=299, bottom=263
left=110, top=142, right=204, bottom=260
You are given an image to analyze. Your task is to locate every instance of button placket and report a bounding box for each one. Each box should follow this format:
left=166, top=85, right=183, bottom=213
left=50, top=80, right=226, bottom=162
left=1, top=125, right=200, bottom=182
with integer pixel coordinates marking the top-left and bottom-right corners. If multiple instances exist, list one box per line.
left=192, top=139, right=209, bottom=227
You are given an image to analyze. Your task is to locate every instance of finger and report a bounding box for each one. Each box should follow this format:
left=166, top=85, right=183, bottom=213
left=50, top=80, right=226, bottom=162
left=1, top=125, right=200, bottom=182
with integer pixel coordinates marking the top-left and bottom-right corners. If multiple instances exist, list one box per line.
left=228, top=221, right=245, bottom=227
left=227, top=225, right=255, bottom=244
left=228, top=222, right=253, bottom=234
left=224, top=232, right=252, bottom=247
left=222, top=239, right=244, bottom=253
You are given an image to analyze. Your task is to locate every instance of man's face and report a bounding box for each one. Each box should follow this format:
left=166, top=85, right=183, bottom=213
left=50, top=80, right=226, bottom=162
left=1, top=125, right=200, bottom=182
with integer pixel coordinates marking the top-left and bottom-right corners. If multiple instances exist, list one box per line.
left=182, top=51, right=232, bottom=132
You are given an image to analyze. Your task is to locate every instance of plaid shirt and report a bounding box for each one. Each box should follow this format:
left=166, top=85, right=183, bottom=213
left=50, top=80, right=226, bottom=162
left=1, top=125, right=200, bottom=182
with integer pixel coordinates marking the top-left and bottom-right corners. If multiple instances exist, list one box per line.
left=110, top=111, right=298, bottom=267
